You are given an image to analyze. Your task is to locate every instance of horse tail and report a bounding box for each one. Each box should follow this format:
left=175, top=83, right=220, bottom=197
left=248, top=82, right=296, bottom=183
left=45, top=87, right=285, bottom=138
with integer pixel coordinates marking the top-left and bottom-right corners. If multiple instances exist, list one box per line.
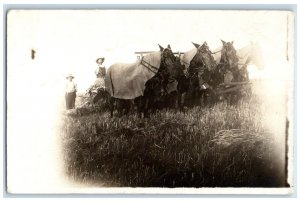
left=109, top=68, right=115, bottom=96
left=105, top=68, right=115, bottom=117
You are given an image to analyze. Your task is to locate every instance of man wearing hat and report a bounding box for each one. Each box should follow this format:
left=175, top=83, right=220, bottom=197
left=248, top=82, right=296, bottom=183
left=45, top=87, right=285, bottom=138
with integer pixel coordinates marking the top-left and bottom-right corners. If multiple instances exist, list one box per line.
left=87, top=58, right=106, bottom=99
left=65, top=74, right=77, bottom=110
left=95, top=57, right=106, bottom=78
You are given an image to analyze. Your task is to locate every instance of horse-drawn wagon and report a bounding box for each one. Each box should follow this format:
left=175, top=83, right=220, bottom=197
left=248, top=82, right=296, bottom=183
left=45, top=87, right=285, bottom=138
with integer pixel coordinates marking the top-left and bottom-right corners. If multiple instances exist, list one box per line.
left=192, top=41, right=263, bottom=106
left=75, top=41, right=263, bottom=116
left=134, top=42, right=254, bottom=106
left=210, top=81, right=252, bottom=104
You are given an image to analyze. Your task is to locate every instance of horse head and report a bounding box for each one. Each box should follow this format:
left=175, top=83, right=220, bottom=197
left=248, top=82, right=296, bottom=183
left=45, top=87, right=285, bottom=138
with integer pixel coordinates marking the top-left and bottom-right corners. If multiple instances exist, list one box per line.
left=159, top=44, right=176, bottom=67
left=220, top=40, right=239, bottom=70
left=158, top=44, right=184, bottom=81
left=190, top=41, right=216, bottom=73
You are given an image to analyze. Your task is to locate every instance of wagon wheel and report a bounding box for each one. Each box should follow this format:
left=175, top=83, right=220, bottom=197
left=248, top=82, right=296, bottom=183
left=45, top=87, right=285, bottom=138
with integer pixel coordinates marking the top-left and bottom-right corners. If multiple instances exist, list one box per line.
left=214, top=85, right=241, bottom=105
left=241, top=84, right=252, bottom=99
left=207, top=88, right=219, bottom=106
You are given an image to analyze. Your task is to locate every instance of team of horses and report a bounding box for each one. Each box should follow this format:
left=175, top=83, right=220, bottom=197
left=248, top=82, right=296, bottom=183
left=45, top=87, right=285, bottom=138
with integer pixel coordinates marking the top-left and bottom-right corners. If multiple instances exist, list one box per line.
left=93, top=40, right=263, bottom=118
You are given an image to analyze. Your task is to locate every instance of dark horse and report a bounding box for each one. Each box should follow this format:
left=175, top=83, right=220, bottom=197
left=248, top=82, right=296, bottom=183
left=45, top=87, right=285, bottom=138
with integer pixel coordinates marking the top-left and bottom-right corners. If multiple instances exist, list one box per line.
left=134, top=45, right=183, bottom=118
left=196, top=40, right=241, bottom=105
left=210, top=40, right=240, bottom=87
left=142, top=54, right=186, bottom=111
left=209, top=40, right=243, bottom=104
left=176, top=42, right=217, bottom=108
left=105, top=44, right=181, bottom=118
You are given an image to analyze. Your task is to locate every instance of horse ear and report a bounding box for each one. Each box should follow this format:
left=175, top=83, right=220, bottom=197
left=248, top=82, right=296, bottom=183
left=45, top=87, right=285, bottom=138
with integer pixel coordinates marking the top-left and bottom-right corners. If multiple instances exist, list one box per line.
left=158, top=44, right=164, bottom=51
left=231, top=41, right=234, bottom=45
left=167, top=44, right=171, bottom=49
left=221, top=40, right=226, bottom=45
left=192, top=42, right=200, bottom=48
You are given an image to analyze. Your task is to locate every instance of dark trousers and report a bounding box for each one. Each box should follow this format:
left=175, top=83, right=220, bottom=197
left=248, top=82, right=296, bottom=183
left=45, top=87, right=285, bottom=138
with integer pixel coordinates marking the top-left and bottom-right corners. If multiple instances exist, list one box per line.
left=65, top=92, right=76, bottom=109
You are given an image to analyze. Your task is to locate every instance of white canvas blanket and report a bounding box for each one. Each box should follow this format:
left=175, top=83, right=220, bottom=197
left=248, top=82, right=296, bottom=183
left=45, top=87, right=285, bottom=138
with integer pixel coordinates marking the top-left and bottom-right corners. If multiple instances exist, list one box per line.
left=180, top=48, right=197, bottom=70
left=105, top=51, right=161, bottom=99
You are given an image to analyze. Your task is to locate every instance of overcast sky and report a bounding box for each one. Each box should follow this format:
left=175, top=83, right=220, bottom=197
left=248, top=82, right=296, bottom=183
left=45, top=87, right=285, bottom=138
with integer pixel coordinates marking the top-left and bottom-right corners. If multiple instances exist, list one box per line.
left=7, top=10, right=292, bottom=92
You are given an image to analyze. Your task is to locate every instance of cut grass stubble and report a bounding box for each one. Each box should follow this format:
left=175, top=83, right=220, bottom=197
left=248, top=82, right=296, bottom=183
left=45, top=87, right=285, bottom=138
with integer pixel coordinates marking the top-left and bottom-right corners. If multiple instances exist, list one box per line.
left=61, top=96, right=286, bottom=187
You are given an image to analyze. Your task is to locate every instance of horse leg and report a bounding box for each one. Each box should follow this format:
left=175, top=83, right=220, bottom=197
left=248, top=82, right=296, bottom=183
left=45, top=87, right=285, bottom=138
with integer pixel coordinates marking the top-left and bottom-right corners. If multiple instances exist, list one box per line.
left=120, top=100, right=126, bottom=116
left=193, top=90, right=199, bottom=107
left=177, top=92, right=185, bottom=111
left=203, top=89, right=211, bottom=106
left=123, top=100, right=128, bottom=116
left=193, top=87, right=199, bottom=107
left=116, top=100, right=123, bottom=117
left=199, top=90, right=204, bottom=107
left=181, top=92, right=187, bottom=109
left=176, top=92, right=181, bottom=110
left=136, top=97, right=143, bottom=118
left=171, top=92, right=177, bottom=109
left=227, top=92, right=234, bottom=105
left=207, top=88, right=216, bottom=106
left=187, top=92, right=192, bottom=107
left=109, top=97, right=114, bottom=117
left=144, top=97, right=149, bottom=118
left=123, top=100, right=131, bottom=116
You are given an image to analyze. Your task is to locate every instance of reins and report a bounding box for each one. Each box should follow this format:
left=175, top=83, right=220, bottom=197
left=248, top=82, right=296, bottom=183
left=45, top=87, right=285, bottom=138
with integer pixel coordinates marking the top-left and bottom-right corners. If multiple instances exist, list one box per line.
left=141, top=54, right=177, bottom=87
left=211, top=50, right=222, bottom=54
left=140, top=56, right=159, bottom=74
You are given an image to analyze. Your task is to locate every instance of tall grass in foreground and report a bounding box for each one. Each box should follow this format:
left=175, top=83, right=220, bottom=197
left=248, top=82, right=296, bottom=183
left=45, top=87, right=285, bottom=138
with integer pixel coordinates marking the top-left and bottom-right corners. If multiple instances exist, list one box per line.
left=61, top=96, right=287, bottom=187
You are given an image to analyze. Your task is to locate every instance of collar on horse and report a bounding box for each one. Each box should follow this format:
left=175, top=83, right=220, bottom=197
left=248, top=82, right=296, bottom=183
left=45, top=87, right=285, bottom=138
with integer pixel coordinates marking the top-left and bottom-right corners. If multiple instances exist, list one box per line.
left=180, top=52, right=207, bottom=69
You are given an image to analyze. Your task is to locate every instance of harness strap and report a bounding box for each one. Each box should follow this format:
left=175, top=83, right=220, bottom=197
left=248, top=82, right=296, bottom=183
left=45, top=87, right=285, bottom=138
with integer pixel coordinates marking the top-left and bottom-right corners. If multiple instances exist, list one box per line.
left=181, top=60, right=190, bottom=65
left=200, top=57, right=206, bottom=68
left=168, top=77, right=176, bottom=83
left=211, top=50, right=222, bottom=54
left=141, top=57, right=159, bottom=74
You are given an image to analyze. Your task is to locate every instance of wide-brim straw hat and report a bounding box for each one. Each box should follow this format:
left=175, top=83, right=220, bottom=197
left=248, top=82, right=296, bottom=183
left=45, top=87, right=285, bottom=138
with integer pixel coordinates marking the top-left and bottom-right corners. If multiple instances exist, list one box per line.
left=66, top=74, right=74, bottom=79
left=96, top=57, right=105, bottom=64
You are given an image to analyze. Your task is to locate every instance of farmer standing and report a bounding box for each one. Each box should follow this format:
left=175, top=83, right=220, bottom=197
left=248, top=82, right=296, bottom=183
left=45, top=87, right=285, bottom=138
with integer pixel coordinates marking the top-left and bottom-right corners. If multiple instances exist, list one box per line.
left=65, top=73, right=77, bottom=110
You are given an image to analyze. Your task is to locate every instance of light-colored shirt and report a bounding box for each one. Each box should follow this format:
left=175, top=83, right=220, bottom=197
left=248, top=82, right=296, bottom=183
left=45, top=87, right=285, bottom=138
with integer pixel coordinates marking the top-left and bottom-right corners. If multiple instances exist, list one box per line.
left=65, top=80, right=77, bottom=93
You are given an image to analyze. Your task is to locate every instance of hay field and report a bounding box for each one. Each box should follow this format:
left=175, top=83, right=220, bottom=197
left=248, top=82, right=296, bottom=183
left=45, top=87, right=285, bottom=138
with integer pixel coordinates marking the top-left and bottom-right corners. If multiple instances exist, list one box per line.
left=61, top=85, right=288, bottom=187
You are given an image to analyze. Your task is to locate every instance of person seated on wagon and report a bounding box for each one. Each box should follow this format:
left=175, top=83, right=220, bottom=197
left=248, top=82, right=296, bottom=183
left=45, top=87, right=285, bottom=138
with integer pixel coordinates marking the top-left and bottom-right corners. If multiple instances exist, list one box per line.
left=95, top=57, right=106, bottom=78
left=87, top=57, right=106, bottom=96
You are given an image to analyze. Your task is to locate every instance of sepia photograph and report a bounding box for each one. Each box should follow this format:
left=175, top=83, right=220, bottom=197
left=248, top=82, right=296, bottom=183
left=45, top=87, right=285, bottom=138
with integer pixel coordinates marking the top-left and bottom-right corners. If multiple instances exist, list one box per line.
left=6, top=8, right=294, bottom=194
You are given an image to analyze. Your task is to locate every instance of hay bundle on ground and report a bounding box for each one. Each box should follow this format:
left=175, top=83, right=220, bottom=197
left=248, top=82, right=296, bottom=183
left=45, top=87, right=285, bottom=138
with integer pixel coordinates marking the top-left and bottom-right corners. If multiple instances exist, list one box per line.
left=210, top=129, right=272, bottom=147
